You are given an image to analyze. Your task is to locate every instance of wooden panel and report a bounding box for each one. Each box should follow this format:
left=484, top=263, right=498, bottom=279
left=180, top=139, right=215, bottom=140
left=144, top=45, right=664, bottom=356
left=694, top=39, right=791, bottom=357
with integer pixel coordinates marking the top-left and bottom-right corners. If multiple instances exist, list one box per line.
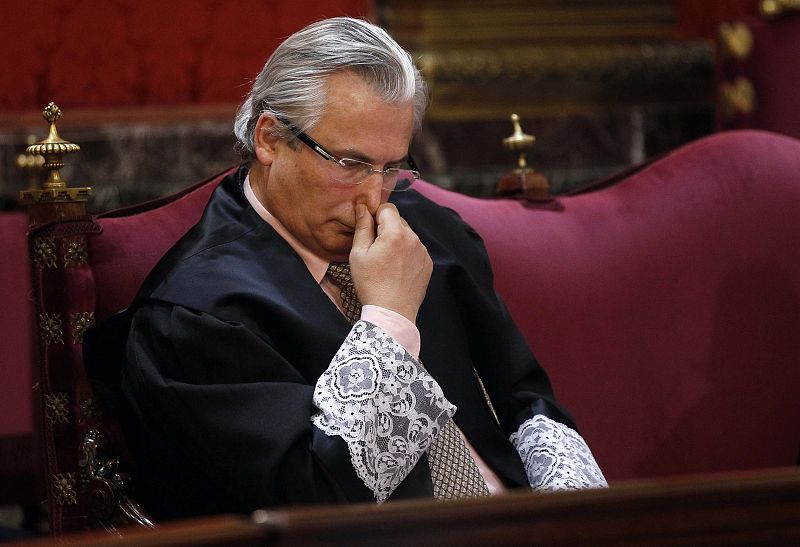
left=379, top=0, right=714, bottom=120
left=24, top=468, right=800, bottom=546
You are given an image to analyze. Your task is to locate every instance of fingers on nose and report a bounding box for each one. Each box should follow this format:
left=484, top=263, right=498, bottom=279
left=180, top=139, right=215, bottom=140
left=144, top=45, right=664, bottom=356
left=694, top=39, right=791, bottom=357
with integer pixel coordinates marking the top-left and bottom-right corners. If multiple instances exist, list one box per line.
left=357, top=174, right=386, bottom=214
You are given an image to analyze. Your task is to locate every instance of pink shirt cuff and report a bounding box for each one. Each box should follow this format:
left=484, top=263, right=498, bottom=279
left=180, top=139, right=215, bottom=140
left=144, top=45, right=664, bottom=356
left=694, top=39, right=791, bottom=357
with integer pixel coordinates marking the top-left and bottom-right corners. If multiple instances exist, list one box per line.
left=360, top=305, right=421, bottom=359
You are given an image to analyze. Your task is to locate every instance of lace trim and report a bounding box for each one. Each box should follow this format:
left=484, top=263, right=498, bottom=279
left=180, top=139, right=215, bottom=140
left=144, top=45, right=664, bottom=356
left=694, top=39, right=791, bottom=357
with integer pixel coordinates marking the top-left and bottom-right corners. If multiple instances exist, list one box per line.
left=510, top=414, right=607, bottom=490
left=311, top=320, right=456, bottom=502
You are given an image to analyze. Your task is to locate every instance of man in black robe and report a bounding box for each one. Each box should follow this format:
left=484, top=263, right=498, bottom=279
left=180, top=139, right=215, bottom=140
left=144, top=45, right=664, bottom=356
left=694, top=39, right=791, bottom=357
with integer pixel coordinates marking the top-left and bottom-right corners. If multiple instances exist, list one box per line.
left=86, top=17, right=605, bottom=520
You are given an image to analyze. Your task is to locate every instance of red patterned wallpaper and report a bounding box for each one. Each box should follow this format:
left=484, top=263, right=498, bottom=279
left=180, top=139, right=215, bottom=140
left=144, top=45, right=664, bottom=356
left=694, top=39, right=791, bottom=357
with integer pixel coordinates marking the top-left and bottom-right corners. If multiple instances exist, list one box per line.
left=0, top=0, right=369, bottom=113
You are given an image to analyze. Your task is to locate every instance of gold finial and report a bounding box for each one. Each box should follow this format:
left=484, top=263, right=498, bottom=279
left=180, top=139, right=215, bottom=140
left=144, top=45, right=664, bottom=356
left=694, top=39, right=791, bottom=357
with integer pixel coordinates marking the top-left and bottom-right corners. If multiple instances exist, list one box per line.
left=497, top=114, right=550, bottom=201
left=19, top=103, right=91, bottom=217
left=502, top=114, right=536, bottom=169
left=25, top=102, right=81, bottom=190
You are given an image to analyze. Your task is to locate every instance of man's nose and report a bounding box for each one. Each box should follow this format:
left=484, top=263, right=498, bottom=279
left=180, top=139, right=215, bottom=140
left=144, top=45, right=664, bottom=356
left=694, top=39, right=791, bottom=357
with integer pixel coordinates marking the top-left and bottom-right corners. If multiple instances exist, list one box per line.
left=355, top=172, right=385, bottom=214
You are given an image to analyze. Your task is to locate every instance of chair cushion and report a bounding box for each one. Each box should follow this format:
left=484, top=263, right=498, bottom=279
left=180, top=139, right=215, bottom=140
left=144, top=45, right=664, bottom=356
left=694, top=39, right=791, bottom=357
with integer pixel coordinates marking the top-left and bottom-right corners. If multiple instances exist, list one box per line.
left=90, top=168, right=232, bottom=321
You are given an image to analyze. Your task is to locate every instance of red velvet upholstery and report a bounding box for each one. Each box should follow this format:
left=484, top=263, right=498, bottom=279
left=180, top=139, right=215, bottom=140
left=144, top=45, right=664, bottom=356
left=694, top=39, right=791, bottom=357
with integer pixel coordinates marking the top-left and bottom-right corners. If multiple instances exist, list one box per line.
left=416, top=129, right=800, bottom=481
left=28, top=130, right=800, bottom=536
left=90, top=176, right=223, bottom=322
left=0, top=212, right=38, bottom=505
left=717, top=13, right=800, bottom=138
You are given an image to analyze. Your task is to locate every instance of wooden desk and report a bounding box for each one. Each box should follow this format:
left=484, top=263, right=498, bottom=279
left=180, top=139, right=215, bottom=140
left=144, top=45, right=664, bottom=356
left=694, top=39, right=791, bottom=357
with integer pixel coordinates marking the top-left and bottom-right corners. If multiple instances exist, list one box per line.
left=17, top=468, right=800, bottom=546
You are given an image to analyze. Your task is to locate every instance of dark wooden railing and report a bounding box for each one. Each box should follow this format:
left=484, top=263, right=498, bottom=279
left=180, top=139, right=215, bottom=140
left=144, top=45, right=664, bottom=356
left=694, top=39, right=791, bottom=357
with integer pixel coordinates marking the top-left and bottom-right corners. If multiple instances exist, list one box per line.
left=18, top=468, right=800, bottom=546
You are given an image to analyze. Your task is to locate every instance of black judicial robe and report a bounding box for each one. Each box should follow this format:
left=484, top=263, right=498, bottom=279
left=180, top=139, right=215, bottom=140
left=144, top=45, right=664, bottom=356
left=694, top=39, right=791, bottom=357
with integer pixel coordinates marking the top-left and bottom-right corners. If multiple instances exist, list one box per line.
left=85, top=166, right=575, bottom=520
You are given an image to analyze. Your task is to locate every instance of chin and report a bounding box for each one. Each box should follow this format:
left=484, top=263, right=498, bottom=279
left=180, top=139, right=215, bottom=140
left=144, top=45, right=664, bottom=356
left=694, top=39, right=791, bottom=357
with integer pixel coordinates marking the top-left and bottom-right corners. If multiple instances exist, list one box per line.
left=318, top=227, right=354, bottom=260
left=323, top=242, right=353, bottom=263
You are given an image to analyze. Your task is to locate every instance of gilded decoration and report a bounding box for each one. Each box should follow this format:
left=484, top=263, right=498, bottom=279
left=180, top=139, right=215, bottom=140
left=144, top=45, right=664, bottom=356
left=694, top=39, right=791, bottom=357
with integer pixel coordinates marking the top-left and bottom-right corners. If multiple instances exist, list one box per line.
left=722, top=77, right=757, bottom=117
left=52, top=472, right=78, bottom=505
left=63, top=237, right=88, bottom=267
left=45, top=392, right=70, bottom=425
left=71, top=312, right=95, bottom=344
left=79, top=397, right=101, bottom=423
left=19, top=102, right=92, bottom=207
left=380, top=0, right=713, bottom=120
left=33, top=236, right=57, bottom=269
left=718, top=22, right=753, bottom=60
left=39, top=313, right=64, bottom=345
left=24, top=103, right=81, bottom=189
left=418, top=43, right=712, bottom=86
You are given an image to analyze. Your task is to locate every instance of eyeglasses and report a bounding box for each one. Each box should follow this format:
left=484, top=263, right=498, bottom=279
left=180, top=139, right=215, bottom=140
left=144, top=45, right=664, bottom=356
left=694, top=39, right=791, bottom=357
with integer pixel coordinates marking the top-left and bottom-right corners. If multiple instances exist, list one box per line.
left=275, top=115, right=420, bottom=191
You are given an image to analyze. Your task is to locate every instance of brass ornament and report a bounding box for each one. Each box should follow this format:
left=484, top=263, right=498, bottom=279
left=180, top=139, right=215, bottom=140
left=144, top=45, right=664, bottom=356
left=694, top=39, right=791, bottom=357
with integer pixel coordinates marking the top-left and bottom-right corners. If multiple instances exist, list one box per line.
left=721, top=77, right=757, bottom=118
left=497, top=114, right=551, bottom=201
left=71, top=311, right=95, bottom=344
left=503, top=114, right=536, bottom=170
left=33, top=236, right=58, bottom=269
left=39, top=313, right=64, bottom=345
left=26, top=103, right=80, bottom=188
left=19, top=102, right=92, bottom=205
left=63, top=236, right=88, bottom=267
left=45, top=392, right=70, bottom=425
left=718, top=22, right=753, bottom=60
left=52, top=472, right=78, bottom=505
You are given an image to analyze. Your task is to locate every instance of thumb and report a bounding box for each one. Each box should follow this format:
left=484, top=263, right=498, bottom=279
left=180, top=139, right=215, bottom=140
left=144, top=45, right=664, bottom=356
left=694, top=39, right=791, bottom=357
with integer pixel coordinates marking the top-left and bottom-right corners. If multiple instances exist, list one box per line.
left=351, top=203, right=375, bottom=255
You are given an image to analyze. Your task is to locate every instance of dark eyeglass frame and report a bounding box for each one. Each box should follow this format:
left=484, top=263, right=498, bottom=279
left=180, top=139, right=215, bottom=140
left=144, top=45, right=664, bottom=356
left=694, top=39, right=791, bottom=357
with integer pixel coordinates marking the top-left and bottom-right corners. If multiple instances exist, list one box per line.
left=273, top=112, right=420, bottom=191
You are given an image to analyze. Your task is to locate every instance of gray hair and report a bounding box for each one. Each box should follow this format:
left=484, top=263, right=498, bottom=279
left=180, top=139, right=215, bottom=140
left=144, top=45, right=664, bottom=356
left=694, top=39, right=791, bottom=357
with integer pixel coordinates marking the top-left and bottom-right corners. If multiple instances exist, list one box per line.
left=233, top=17, right=428, bottom=160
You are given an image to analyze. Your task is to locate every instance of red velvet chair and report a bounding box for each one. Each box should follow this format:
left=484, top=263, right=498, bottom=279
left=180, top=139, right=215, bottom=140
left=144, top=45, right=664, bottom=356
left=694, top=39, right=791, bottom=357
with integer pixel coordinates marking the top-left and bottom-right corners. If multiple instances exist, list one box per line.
left=27, top=129, right=800, bottom=537
left=416, top=129, right=800, bottom=480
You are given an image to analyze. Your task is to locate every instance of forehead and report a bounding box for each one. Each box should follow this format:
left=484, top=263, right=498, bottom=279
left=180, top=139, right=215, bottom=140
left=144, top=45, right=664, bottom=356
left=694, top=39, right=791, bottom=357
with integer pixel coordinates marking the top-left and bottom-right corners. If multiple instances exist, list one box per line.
left=313, top=71, right=414, bottom=156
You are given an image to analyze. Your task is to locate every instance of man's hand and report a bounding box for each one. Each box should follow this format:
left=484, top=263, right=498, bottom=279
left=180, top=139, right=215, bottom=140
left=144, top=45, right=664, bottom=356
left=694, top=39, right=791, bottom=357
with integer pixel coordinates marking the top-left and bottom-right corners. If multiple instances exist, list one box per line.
left=349, top=203, right=433, bottom=322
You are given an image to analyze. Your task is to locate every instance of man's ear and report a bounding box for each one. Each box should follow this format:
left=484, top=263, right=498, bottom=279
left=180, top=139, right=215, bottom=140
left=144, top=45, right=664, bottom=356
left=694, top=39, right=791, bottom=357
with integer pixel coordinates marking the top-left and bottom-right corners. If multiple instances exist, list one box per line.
left=254, top=114, right=280, bottom=166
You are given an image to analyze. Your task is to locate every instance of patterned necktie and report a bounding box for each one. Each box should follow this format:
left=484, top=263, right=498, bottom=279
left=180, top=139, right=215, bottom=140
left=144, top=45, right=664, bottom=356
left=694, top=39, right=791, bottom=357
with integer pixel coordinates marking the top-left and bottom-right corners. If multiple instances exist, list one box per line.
left=325, top=262, right=490, bottom=499
left=326, top=262, right=362, bottom=323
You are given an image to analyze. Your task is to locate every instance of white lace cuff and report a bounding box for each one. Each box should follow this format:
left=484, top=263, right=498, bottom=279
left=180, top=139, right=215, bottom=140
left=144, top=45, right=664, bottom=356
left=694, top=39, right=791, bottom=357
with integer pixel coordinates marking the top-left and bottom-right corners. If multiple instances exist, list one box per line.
left=311, top=320, right=456, bottom=502
left=510, top=414, right=607, bottom=490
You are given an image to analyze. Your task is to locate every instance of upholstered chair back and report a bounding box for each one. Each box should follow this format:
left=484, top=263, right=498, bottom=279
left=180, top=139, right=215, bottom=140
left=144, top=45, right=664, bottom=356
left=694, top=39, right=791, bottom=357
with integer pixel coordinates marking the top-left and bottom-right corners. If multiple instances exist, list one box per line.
left=416, top=130, right=800, bottom=480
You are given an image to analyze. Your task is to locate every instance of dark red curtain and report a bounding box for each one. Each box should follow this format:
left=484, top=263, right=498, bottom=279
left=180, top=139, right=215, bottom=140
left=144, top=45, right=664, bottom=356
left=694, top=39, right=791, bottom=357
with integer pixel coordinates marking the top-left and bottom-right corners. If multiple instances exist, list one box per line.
left=0, top=0, right=369, bottom=112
